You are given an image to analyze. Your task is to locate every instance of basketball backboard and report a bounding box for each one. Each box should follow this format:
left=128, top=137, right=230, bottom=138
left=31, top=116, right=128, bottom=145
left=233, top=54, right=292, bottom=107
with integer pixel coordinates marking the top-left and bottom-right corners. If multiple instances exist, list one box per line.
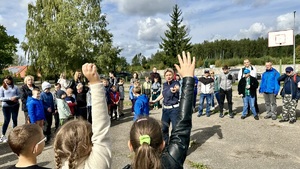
left=268, top=30, right=294, bottom=47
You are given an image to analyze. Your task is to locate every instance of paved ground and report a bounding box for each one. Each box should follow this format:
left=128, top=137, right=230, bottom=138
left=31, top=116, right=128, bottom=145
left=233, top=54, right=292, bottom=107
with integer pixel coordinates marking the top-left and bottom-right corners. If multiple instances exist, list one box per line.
left=1, top=90, right=300, bottom=169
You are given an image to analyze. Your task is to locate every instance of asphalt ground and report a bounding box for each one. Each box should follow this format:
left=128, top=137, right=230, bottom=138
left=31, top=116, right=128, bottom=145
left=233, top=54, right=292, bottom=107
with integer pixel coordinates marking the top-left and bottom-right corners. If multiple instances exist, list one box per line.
left=1, top=90, right=300, bottom=169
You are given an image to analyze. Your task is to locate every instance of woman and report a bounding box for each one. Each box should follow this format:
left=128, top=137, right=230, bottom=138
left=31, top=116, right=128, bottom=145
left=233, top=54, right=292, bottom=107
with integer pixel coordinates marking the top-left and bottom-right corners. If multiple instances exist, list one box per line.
left=20, top=75, right=36, bottom=124
left=0, top=76, right=20, bottom=143
left=57, top=73, right=69, bottom=91
left=126, top=51, right=195, bottom=169
left=69, top=69, right=86, bottom=94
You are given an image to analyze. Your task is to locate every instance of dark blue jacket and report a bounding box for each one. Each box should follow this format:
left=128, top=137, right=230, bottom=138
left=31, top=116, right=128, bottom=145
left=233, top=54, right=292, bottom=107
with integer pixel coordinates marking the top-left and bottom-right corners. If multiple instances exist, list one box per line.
left=259, top=68, right=280, bottom=94
left=40, top=92, right=55, bottom=113
left=133, top=94, right=150, bottom=121
left=27, top=97, right=45, bottom=123
left=278, top=74, right=300, bottom=99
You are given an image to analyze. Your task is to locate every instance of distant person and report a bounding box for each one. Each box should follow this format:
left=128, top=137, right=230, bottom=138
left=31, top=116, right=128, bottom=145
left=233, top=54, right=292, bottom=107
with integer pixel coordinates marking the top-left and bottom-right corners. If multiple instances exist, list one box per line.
left=150, top=67, right=162, bottom=84
left=56, top=90, right=71, bottom=125
left=69, top=69, right=86, bottom=94
left=109, top=71, right=118, bottom=88
left=0, top=75, right=20, bottom=143
left=54, top=63, right=111, bottom=169
left=151, top=77, right=161, bottom=110
left=259, top=61, right=280, bottom=120
left=57, top=73, right=69, bottom=91
left=75, top=83, right=89, bottom=120
left=142, top=76, right=152, bottom=100
left=8, top=124, right=49, bottom=169
left=278, top=67, right=300, bottom=124
left=197, top=69, right=214, bottom=117
left=238, top=59, right=259, bottom=113
left=52, top=83, right=61, bottom=131
left=27, top=87, right=45, bottom=128
left=238, top=69, right=259, bottom=120
left=124, top=51, right=195, bottom=169
left=20, top=75, right=36, bottom=124
left=210, top=70, right=221, bottom=111
left=219, top=65, right=235, bottom=118
left=109, top=85, right=120, bottom=120
left=133, top=86, right=150, bottom=121
left=117, top=78, right=125, bottom=117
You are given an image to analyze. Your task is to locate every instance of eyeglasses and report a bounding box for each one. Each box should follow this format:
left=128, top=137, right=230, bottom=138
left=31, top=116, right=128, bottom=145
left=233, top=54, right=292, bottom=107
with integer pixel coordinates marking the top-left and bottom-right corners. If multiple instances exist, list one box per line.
left=36, top=137, right=47, bottom=145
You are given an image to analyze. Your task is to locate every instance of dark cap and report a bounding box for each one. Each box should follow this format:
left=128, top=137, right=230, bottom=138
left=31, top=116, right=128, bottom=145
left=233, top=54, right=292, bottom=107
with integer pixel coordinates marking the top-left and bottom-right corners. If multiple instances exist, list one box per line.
left=285, top=66, right=293, bottom=72
left=57, top=90, right=66, bottom=99
left=204, top=70, right=210, bottom=73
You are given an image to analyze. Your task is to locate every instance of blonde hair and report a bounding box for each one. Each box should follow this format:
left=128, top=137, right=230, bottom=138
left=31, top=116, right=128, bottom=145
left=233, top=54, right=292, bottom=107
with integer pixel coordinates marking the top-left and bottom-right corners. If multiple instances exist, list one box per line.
left=54, top=119, right=92, bottom=169
left=66, top=88, right=73, bottom=96
left=60, top=73, right=66, bottom=79
left=164, top=68, right=174, bottom=76
left=76, top=83, right=83, bottom=90
left=130, top=117, right=163, bottom=169
left=24, top=75, right=34, bottom=84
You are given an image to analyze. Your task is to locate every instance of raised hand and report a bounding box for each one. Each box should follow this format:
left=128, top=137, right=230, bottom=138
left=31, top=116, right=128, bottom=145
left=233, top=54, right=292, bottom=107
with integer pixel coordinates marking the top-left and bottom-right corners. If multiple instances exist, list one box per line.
left=174, top=51, right=195, bottom=78
left=82, top=63, right=100, bottom=85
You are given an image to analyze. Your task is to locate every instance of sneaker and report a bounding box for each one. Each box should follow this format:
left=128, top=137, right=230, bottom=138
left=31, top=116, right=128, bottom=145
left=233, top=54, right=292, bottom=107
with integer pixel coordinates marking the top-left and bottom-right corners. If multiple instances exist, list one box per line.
left=254, top=115, right=259, bottom=120
left=271, top=115, right=277, bottom=120
left=241, top=116, right=246, bottom=119
left=264, top=115, right=271, bottom=119
left=219, top=113, right=224, bottom=118
left=197, top=113, right=203, bottom=117
left=206, top=114, right=210, bottom=117
left=289, top=119, right=296, bottom=124
left=279, top=119, right=289, bottom=123
left=228, top=114, right=234, bottom=118
left=0, top=135, right=7, bottom=143
left=210, top=107, right=215, bottom=111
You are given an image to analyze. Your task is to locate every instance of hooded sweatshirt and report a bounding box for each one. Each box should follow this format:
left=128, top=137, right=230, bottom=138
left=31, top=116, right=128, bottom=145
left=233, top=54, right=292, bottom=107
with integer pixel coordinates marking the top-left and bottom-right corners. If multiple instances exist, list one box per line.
left=133, top=94, right=150, bottom=121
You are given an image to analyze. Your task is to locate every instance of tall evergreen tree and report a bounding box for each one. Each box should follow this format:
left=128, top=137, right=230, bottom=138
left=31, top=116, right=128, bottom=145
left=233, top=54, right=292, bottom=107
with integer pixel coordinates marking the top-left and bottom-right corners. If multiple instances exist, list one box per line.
left=21, top=0, right=121, bottom=78
left=159, top=4, right=192, bottom=67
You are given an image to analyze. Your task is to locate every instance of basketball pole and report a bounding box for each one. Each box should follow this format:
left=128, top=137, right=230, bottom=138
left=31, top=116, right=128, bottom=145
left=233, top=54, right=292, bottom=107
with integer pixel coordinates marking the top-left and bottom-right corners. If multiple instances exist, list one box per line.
left=293, top=11, right=296, bottom=70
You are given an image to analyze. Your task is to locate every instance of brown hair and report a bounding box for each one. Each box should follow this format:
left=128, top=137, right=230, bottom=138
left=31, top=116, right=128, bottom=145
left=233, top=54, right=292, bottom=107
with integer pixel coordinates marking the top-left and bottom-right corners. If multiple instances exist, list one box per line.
left=2, top=75, right=14, bottom=90
left=133, top=86, right=142, bottom=94
left=130, top=117, right=163, bottom=169
left=54, top=119, right=92, bottom=169
left=8, top=124, right=42, bottom=156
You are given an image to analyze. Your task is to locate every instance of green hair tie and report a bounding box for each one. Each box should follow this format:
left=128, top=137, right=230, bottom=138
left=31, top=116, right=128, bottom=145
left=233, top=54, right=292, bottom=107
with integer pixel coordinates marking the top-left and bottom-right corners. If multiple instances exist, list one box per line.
left=139, top=135, right=151, bottom=145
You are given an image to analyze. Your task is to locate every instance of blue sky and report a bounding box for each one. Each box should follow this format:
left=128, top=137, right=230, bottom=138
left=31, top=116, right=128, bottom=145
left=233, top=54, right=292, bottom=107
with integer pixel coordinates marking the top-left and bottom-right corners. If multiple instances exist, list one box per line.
left=0, top=0, right=300, bottom=63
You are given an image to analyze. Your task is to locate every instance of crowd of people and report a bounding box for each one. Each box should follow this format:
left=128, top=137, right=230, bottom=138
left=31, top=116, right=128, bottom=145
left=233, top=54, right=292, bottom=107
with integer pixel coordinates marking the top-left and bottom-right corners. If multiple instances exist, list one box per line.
left=0, top=54, right=299, bottom=169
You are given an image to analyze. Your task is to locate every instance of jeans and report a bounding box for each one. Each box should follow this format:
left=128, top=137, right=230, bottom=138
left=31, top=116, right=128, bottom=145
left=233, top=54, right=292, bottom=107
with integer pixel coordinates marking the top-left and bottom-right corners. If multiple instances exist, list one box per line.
left=242, top=96, right=257, bottom=117
left=2, top=104, right=19, bottom=135
left=211, top=91, right=220, bottom=107
left=198, top=93, right=212, bottom=115
left=161, top=106, right=180, bottom=145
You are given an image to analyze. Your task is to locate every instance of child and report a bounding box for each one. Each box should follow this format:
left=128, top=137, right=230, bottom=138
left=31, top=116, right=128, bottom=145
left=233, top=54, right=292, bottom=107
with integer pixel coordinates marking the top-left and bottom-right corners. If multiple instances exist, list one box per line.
left=40, top=81, right=55, bottom=143
left=151, top=77, right=161, bottom=110
left=133, top=86, right=149, bottom=121
left=27, top=87, right=45, bottom=128
left=56, top=90, right=71, bottom=125
left=86, top=83, right=92, bottom=123
left=65, top=88, right=77, bottom=116
left=52, top=83, right=61, bottom=131
left=54, top=63, right=111, bottom=169
left=8, top=124, right=50, bottom=169
left=109, top=85, right=120, bottom=120
left=129, top=81, right=140, bottom=114
left=142, top=76, right=151, bottom=100
left=103, top=79, right=111, bottom=112
left=117, top=78, right=125, bottom=117
left=125, top=51, right=195, bottom=169
left=75, top=83, right=88, bottom=120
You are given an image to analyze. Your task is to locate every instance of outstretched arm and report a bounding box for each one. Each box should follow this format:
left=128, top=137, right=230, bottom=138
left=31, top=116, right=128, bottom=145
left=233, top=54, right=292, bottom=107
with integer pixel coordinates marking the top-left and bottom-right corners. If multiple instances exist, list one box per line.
left=82, top=63, right=111, bottom=169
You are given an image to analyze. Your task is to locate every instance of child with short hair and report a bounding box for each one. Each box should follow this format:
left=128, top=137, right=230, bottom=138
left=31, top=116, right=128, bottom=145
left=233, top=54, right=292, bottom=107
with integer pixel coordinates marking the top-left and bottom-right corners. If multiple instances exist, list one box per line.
left=27, top=87, right=45, bottom=128
left=142, top=76, right=151, bottom=100
left=109, top=85, right=120, bottom=120
left=65, top=88, right=76, bottom=116
left=52, top=83, right=61, bottom=131
left=118, top=78, right=125, bottom=117
left=75, top=83, right=88, bottom=120
left=56, top=90, right=71, bottom=125
left=7, top=124, right=50, bottom=169
left=54, top=63, right=111, bottom=169
left=151, top=77, right=161, bottom=110
left=86, top=83, right=92, bottom=123
left=133, top=86, right=149, bottom=121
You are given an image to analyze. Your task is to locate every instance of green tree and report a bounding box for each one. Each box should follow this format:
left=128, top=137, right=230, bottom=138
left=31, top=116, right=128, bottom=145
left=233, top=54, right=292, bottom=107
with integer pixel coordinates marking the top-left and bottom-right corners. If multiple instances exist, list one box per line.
left=0, top=25, right=19, bottom=73
left=159, top=4, right=192, bottom=67
left=22, top=0, right=120, bottom=79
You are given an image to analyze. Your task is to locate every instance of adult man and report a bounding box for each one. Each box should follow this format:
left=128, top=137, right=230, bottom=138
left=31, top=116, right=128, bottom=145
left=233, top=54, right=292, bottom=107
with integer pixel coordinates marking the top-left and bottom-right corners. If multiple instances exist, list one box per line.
left=197, top=70, right=214, bottom=117
left=150, top=67, right=162, bottom=84
left=238, top=69, right=259, bottom=120
left=259, top=62, right=280, bottom=120
left=278, top=67, right=300, bottom=124
left=219, top=65, right=235, bottom=118
left=238, top=59, right=259, bottom=113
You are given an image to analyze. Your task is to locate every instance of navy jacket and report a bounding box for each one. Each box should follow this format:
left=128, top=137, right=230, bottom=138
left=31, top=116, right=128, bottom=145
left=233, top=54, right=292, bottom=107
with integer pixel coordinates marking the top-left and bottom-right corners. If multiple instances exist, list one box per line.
left=278, top=74, right=300, bottom=99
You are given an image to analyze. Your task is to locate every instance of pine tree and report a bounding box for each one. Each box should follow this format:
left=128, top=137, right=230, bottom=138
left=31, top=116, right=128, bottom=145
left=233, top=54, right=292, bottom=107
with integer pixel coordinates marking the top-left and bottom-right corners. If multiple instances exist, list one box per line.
left=159, top=4, right=192, bottom=67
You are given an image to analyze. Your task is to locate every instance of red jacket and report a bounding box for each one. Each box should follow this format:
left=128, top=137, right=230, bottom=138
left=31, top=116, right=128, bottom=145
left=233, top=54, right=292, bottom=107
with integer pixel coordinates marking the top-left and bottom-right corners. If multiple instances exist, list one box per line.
left=109, top=91, right=120, bottom=105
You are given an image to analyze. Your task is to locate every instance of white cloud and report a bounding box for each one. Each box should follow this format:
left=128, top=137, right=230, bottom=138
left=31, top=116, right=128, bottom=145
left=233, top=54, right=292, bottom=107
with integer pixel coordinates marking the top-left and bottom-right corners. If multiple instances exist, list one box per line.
left=235, top=22, right=271, bottom=39
left=137, top=17, right=167, bottom=42
left=108, top=0, right=175, bottom=16
left=276, top=12, right=296, bottom=31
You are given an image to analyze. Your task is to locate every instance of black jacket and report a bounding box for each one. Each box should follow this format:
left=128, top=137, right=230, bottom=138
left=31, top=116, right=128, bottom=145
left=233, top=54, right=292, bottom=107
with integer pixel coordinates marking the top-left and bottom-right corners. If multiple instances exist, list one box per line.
left=123, top=77, right=195, bottom=169
left=20, top=84, right=36, bottom=112
left=238, top=76, right=258, bottom=97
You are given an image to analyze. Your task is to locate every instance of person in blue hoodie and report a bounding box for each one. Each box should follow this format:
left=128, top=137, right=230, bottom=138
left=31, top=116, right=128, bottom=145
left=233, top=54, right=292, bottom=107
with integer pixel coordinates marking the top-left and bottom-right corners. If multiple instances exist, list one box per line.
left=259, top=61, right=280, bottom=120
left=133, top=85, right=150, bottom=121
left=27, top=87, right=45, bottom=128
left=40, top=81, right=55, bottom=143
